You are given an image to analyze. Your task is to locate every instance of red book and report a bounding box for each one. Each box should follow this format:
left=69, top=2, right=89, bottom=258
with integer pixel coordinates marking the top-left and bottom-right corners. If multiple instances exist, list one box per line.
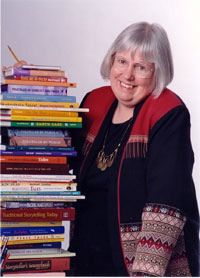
left=0, top=163, right=69, bottom=175
left=2, top=256, right=70, bottom=273
left=0, top=207, right=75, bottom=222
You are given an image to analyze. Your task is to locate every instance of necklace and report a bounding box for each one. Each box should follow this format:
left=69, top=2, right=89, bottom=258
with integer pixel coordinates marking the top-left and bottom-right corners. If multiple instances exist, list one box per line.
left=96, top=118, right=133, bottom=171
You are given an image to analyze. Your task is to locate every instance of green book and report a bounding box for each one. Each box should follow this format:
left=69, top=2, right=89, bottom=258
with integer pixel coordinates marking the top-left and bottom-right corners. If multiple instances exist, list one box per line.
left=1, top=121, right=82, bottom=128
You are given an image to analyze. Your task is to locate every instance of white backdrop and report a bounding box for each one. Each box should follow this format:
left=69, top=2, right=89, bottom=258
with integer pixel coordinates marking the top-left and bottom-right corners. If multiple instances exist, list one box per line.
left=1, top=0, right=200, bottom=207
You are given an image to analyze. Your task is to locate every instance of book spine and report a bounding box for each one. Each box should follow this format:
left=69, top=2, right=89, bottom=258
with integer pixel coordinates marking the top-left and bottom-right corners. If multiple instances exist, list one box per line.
left=0, top=163, right=69, bottom=175
left=0, top=104, right=89, bottom=112
left=8, top=115, right=82, bottom=122
left=1, top=93, right=76, bottom=103
left=5, top=146, right=75, bottom=151
left=0, top=156, right=67, bottom=164
left=11, top=109, right=78, bottom=117
left=2, top=191, right=80, bottom=196
left=1, top=85, right=67, bottom=95
left=7, top=128, right=70, bottom=137
left=9, top=136, right=71, bottom=147
left=4, top=79, right=76, bottom=87
left=2, top=257, right=70, bottom=273
left=1, top=207, right=75, bottom=222
left=1, top=201, right=73, bottom=209
left=2, top=221, right=62, bottom=227
left=1, top=174, right=76, bottom=181
left=0, top=100, right=80, bottom=108
left=0, top=150, right=77, bottom=157
left=1, top=174, right=76, bottom=182
left=1, top=226, right=65, bottom=236
left=14, top=76, right=68, bottom=83
left=4, top=68, right=65, bottom=77
left=1, top=121, right=82, bottom=128
left=1, top=185, right=77, bottom=192
left=6, top=242, right=62, bottom=249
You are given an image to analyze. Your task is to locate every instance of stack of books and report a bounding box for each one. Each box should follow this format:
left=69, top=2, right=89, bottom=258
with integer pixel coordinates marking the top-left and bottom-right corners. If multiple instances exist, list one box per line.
left=0, top=64, right=88, bottom=276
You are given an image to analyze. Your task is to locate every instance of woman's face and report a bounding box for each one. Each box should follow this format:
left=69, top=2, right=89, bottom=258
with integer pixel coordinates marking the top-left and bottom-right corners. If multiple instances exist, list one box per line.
left=109, top=49, right=155, bottom=108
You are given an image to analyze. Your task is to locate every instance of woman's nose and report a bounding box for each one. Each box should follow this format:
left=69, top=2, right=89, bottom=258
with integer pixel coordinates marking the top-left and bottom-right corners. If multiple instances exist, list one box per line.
left=123, top=65, right=135, bottom=80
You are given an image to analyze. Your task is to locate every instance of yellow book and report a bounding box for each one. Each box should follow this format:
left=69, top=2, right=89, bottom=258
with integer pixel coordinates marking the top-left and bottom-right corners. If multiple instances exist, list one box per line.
left=4, top=234, right=64, bottom=245
left=8, top=115, right=82, bottom=122
left=11, top=109, right=78, bottom=117
left=0, top=100, right=80, bottom=108
left=7, top=238, right=64, bottom=245
left=1, top=221, right=62, bottom=227
left=3, top=79, right=76, bottom=88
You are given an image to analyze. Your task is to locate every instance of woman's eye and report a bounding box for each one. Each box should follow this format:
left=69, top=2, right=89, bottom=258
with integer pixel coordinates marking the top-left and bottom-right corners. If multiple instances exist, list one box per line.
left=135, top=64, right=146, bottom=71
left=117, top=58, right=126, bottom=65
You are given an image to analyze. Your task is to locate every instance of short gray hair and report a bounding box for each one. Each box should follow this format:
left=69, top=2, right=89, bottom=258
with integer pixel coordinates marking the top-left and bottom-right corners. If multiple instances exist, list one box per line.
left=100, top=22, right=174, bottom=97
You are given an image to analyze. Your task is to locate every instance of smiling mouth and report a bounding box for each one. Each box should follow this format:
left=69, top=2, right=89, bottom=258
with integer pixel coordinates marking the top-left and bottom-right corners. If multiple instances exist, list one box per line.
left=120, top=81, right=137, bottom=89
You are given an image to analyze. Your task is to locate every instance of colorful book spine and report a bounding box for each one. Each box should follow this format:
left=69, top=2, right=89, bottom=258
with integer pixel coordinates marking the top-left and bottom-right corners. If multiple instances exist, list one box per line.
left=2, top=191, right=80, bottom=196
left=3, top=79, right=76, bottom=87
left=13, top=76, right=68, bottom=83
left=1, top=163, right=69, bottom=175
left=7, top=128, right=70, bottom=137
left=9, top=136, right=71, bottom=147
left=2, top=146, right=75, bottom=152
left=1, top=174, right=76, bottom=181
left=3, top=115, right=82, bottom=122
left=5, top=234, right=65, bottom=245
left=1, top=222, right=62, bottom=227
left=3, top=67, right=65, bottom=77
left=0, top=93, right=76, bottom=103
left=0, top=207, right=75, bottom=222
left=1, top=121, right=82, bottom=128
left=5, top=242, right=62, bottom=249
left=1, top=201, right=73, bottom=209
left=8, top=109, right=78, bottom=117
left=0, top=100, right=80, bottom=108
left=1, top=184, right=77, bottom=192
left=0, top=150, right=77, bottom=157
left=0, top=105, right=89, bottom=112
left=0, top=156, right=67, bottom=164
left=1, top=84, right=67, bottom=95
left=2, top=256, right=70, bottom=273
left=1, top=226, right=65, bottom=236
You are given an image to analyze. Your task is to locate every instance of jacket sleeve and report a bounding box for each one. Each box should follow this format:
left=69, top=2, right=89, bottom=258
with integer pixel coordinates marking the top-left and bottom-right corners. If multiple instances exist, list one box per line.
left=131, top=105, right=199, bottom=276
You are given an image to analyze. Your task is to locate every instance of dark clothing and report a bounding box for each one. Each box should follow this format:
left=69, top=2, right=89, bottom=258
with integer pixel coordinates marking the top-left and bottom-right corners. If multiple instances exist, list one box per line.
left=70, top=86, right=199, bottom=276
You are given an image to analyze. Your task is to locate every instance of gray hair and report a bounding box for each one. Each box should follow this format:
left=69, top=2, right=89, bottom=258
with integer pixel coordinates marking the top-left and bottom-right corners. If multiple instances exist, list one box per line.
left=100, top=22, right=174, bottom=97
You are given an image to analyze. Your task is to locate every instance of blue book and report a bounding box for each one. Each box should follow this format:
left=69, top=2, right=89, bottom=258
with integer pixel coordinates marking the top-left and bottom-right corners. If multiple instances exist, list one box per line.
left=1, top=93, right=76, bottom=102
left=7, top=128, right=70, bottom=138
left=2, top=191, right=81, bottom=196
left=1, top=84, right=67, bottom=95
left=5, top=146, right=75, bottom=151
left=1, top=226, right=65, bottom=236
left=6, top=242, right=62, bottom=250
left=0, top=150, right=77, bottom=157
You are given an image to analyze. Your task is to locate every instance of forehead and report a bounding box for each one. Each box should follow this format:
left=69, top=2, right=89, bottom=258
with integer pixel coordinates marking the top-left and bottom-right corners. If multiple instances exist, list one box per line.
left=115, top=48, right=147, bottom=62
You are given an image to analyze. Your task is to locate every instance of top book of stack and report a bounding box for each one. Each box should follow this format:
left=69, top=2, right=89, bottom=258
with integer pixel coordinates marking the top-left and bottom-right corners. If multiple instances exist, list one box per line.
left=2, top=65, right=76, bottom=88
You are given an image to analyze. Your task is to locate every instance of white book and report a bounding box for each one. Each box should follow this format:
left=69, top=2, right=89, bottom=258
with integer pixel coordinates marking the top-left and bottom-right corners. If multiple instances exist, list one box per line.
left=8, top=249, right=76, bottom=259
left=0, top=105, right=89, bottom=112
left=1, top=174, right=76, bottom=182
left=0, top=195, right=85, bottom=201
left=22, top=65, right=61, bottom=71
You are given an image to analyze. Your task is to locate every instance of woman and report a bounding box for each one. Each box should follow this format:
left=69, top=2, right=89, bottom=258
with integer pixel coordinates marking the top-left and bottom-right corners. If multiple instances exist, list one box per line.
left=71, top=22, right=199, bottom=276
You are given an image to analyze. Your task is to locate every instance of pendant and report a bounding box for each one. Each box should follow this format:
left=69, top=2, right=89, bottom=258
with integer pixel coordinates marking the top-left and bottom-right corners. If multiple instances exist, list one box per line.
left=96, top=148, right=118, bottom=171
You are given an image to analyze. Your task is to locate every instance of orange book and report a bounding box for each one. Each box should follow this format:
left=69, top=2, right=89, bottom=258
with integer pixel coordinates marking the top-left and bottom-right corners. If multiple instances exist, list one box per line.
left=3, top=79, right=76, bottom=88
left=0, top=156, right=67, bottom=164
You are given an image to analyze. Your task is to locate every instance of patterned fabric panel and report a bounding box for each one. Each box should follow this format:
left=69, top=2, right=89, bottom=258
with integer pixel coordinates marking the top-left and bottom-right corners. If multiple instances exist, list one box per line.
left=120, top=223, right=141, bottom=273
left=131, top=204, right=189, bottom=277
left=124, top=135, right=148, bottom=159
